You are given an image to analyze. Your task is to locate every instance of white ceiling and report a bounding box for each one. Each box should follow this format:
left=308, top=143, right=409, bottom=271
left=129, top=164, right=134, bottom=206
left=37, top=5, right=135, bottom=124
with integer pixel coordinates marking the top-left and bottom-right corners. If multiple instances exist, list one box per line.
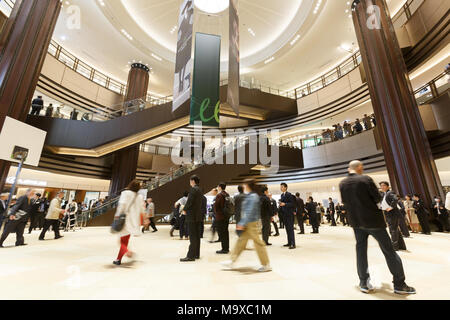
left=53, top=0, right=407, bottom=97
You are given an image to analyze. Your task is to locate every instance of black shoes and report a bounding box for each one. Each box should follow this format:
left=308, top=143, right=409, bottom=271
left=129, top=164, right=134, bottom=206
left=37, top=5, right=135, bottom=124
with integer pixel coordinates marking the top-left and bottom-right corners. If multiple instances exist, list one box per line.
left=283, top=244, right=290, bottom=247
left=38, top=238, right=44, bottom=241
left=16, top=243, right=27, bottom=247
left=265, top=243, right=272, bottom=246
left=216, top=250, right=229, bottom=255
left=152, top=230, right=158, bottom=233
left=113, top=260, right=121, bottom=266
left=180, top=257, right=195, bottom=262
left=359, top=280, right=374, bottom=294
left=394, top=284, right=416, bottom=295
left=273, top=233, right=280, bottom=237
left=55, top=235, right=64, bottom=240
left=298, top=232, right=304, bottom=234
left=289, top=245, right=296, bottom=249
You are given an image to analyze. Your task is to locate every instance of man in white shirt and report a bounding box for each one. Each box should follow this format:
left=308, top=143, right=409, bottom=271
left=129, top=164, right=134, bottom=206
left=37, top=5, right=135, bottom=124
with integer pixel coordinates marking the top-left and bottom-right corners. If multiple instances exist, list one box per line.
left=445, top=192, right=450, bottom=211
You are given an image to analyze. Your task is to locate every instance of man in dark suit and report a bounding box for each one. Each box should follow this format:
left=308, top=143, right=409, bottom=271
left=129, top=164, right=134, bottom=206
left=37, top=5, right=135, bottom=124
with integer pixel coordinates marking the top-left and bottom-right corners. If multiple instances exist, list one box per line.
left=260, top=186, right=273, bottom=246
left=328, top=197, right=337, bottom=226
left=30, top=96, right=44, bottom=115
left=432, top=196, right=450, bottom=232
left=279, top=183, right=296, bottom=249
left=0, top=193, right=8, bottom=229
left=28, top=193, right=42, bottom=234
left=0, top=189, right=35, bottom=247
left=214, top=182, right=231, bottom=254
left=295, top=193, right=305, bottom=234
left=305, top=197, right=320, bottom=233
left=268, top=193, right=279, bottom=236
left=180, top=175, right=204, bottom=262
left=339, top=160, right=415, bottom=295
left=200, top=195, right=207, bottom=238
left=412, top=194, right=431, bottom=235
left=379, top=182, right=407, bottom=251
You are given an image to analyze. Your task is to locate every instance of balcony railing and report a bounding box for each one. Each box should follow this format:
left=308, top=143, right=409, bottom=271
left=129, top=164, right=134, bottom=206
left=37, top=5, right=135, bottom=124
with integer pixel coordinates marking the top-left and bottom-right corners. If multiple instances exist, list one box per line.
left=283, top=70, right=449, bottom=150
left=4, top=0, right=429, bottom=116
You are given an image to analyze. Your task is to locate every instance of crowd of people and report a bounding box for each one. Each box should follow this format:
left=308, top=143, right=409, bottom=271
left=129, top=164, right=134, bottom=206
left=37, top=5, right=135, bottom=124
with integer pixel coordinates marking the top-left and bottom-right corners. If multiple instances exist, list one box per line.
left=0, top=190, right=93, bottom=247
left=319, top=113, right=377, bottom=144
left=2, top=159, right=449, bottom=296
left=30, top=95, right=80, bottom=120
left=111, top=163, right=449, bottom=295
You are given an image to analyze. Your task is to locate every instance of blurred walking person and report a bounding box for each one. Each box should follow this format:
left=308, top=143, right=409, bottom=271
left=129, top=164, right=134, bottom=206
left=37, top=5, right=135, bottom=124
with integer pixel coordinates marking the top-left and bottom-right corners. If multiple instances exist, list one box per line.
left=39, top=191, right=65, bottom=241
left=222, top=180, right=271, bottom=272
left=112, top=180, right=145, bottom=266
left=0, top=189, right=35, bottom=247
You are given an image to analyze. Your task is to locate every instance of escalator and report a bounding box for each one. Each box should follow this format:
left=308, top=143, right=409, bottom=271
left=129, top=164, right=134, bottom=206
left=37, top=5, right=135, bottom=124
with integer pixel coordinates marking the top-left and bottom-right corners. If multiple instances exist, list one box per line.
left=86, top=141, right=303, bottom=226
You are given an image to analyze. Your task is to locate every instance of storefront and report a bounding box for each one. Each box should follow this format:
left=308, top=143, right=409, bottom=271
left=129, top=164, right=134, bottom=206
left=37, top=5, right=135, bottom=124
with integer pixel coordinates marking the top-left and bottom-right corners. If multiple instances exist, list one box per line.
left=4, top=167, right=110, bottom=207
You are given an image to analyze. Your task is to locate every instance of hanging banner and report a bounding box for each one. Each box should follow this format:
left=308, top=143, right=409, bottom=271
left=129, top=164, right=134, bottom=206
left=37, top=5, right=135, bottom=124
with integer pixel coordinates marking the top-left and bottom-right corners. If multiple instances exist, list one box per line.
left=190, top=32, right=221, bottom=127
left=227, top=0, right=240, bottom=117
left=173, top=0, right=194, bottom=112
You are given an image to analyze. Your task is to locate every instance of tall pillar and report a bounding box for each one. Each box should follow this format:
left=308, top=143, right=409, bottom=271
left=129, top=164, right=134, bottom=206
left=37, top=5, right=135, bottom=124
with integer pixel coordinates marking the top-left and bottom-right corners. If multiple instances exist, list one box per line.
left=109, top=63, right=150, bottom=196
left=352, top=0, right=443, bottom=206
left=0, top=0, right=62, bottom=191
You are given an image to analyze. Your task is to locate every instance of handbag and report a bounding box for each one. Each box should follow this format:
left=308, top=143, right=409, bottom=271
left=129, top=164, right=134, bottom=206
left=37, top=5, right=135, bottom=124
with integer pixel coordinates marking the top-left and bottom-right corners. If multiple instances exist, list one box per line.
left=111, top=193, right=137, bottom=233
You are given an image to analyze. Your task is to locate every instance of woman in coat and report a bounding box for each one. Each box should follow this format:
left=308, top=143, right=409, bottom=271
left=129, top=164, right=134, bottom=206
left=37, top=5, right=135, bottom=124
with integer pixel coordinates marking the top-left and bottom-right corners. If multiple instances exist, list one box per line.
left=113, top=180, right=145, bottom=266
left=403, top=195, right=420, bottom=233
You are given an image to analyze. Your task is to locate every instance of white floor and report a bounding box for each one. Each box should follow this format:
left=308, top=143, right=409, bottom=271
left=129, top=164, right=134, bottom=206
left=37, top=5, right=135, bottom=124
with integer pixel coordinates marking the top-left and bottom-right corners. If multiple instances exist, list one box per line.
left=0, top=224, right=448, bottom=300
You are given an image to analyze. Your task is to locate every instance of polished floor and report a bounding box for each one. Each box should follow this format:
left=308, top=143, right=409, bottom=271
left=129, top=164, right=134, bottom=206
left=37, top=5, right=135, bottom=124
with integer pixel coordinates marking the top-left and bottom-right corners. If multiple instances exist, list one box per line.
left=0, top=224, right=448, bottom=300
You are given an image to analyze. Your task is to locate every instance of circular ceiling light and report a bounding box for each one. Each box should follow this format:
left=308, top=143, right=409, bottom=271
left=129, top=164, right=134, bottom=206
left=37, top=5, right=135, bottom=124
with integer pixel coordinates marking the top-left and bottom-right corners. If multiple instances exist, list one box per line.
left=194, top=0, right=229, bottom=14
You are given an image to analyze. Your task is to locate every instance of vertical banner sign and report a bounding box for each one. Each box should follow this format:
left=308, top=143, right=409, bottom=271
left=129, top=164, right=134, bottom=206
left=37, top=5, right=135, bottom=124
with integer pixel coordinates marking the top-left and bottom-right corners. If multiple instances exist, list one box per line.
left=173, top=0, right=194, bottom=112
left=227, top=0, right=240, bottom=117
left=190, top=33, right=221, bottom=127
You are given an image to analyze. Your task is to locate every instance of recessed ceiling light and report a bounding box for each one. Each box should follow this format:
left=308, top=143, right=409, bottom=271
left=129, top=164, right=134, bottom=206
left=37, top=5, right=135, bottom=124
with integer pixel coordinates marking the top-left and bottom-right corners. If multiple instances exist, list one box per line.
left=264, top=57, right=275, bottom=64
left=151, top=53, right=162, bottom=61
left=194, top=0, right=229, bottom=14
left=290, top=34, right=301, bottom=46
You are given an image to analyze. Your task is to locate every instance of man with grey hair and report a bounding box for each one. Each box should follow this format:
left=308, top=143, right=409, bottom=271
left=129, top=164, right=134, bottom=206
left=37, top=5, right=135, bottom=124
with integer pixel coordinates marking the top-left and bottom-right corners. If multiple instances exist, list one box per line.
left=339, top=160, right=416, bottom=295
left=0, top=189, right=35, bottom=247
left=39, top=191, right=65, bottom=241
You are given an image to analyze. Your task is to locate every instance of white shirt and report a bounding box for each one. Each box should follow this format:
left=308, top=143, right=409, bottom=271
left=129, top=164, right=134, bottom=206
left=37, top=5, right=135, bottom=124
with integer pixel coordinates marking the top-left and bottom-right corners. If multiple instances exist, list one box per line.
left=445, top=192, right=450, bottom=211
left=381, top=194, right=393, bottom=211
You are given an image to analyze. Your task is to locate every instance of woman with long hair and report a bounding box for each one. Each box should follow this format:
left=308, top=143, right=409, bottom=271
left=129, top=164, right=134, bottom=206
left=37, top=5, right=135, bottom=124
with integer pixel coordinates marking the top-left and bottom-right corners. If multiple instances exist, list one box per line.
left=113, top=180, right=145, bottom=266
left=221, top=179, right=271, bottom=272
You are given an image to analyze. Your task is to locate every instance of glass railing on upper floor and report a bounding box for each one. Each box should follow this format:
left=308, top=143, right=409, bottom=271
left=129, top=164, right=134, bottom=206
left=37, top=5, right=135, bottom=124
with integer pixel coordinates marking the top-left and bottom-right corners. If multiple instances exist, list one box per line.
left=282, top=69, right=449, bottom=150
left=2, top=0, right=172, bottom=104
left=392, top=0, right=425, bottom=29
left=6, top=0, right=431, bottom=121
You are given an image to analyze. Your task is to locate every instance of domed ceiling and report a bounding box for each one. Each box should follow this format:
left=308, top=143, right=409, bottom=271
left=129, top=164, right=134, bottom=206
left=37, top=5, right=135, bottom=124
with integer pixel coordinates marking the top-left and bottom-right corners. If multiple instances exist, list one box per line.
left=51, top=0, right=406, bottom=97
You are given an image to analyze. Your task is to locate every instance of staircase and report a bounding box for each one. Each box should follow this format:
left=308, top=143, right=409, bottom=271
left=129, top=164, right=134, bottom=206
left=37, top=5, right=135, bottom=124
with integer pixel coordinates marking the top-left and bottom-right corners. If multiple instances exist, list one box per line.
left=86, top=142, right=303, bottom=226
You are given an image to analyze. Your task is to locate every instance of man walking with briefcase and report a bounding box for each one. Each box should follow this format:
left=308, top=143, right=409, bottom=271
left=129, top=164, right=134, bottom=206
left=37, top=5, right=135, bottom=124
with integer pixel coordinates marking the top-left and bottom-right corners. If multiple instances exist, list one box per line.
left=0, top=189, right=35, bottom=247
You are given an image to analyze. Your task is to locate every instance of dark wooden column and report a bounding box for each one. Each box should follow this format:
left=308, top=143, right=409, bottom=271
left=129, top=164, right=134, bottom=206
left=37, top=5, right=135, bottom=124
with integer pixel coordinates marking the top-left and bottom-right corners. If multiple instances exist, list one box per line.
left=125, top=63, right=150, bottom=101
left=0, top=0, right=61, bottom=191
left=109, top=63, right=150, bottom=196
left=352, top=0, right=443, bottom=206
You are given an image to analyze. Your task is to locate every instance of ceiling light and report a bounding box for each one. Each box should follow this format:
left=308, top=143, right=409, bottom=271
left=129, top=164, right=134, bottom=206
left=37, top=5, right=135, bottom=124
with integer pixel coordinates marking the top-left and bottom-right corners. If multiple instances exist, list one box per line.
left=290, top=34, right=301, bottom=46
left=151, top=53, right=162, bottom=61
left=194, top=0, right=229, bottom=14
left=264, top=57, right=275, bottom=64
